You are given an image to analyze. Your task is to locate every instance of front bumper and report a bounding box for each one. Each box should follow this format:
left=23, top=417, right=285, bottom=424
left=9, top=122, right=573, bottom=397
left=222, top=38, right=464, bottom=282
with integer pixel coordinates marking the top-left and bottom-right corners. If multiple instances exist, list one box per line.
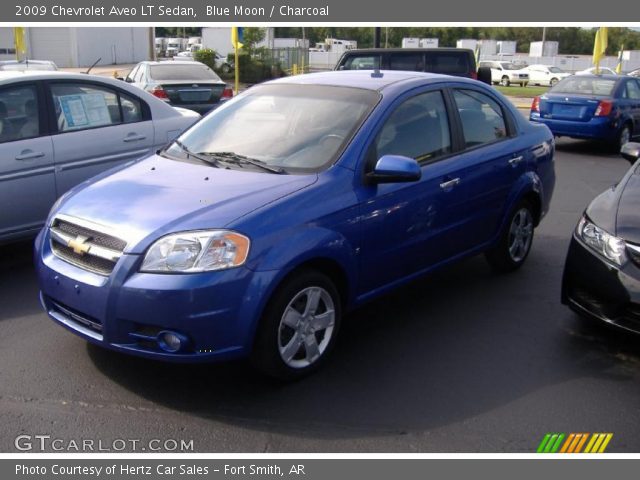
left=530, top=113, right=619, bottom=141
left=562, top=235, right=640, bottom=333
left=35, top=229, right=277, bottom=363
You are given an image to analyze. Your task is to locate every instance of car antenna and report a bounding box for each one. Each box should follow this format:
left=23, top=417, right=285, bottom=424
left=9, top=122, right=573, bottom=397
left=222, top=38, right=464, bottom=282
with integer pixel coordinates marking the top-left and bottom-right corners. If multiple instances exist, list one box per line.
left=84, top=57, right=102, bottom=75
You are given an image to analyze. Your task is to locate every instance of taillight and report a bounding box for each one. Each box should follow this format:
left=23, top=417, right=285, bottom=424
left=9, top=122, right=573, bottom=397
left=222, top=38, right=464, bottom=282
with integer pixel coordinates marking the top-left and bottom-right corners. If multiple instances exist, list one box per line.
left=149, top=86, right=168, bottom=100
left=222, top=87, right=234, bottom=99
left=531, top=96, right=540, bottom=113
left=594, top=100, right=613, bottom=117
left=471, top=71, right=478, bottom=80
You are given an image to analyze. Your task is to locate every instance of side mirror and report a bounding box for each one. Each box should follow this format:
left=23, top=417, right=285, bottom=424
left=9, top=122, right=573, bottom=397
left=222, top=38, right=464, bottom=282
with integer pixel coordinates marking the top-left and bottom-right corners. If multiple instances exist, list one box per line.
left=366, top=155, right=421, bottom=184
left=124, top=77, right=134, bottom=83
left=621, top=142, right=640, bottom=165
left=115, top=76, right=125, bottom=81
left=477, top=66, right=492, bottom=85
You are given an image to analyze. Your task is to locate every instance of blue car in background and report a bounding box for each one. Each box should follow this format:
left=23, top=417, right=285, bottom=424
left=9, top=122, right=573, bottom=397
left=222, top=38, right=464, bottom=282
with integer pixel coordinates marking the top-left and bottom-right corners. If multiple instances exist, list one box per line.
left=35, top=71, right=555, bottom=379
left=530, top=74, right=640, bottom=150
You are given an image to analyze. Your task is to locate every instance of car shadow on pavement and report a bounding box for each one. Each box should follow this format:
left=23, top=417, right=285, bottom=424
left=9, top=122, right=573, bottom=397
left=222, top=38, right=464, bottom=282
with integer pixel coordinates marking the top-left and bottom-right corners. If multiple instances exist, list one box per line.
left=554, top=137, right=622, bottom=157
left=0, top=240, right=43, bottom=321
left=87, top=235, right=640, bottom=442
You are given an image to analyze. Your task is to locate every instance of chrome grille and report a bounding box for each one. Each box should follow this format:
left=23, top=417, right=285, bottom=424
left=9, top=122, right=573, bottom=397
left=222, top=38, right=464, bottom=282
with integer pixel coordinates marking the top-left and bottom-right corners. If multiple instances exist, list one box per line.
left=49, top=216, right=126, bottom=275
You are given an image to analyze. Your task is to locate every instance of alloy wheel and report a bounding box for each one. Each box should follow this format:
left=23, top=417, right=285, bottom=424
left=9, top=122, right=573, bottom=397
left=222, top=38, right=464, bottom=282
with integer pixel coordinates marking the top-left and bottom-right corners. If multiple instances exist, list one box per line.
left=508, top=208, right=534, bottom=263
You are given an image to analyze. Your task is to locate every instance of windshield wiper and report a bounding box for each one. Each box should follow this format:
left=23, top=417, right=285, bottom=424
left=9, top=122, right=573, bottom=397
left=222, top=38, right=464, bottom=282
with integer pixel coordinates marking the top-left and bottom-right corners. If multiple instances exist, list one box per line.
left=173, top=140, right=222, bottom=168
left=200, top=151, right=286, bottom=174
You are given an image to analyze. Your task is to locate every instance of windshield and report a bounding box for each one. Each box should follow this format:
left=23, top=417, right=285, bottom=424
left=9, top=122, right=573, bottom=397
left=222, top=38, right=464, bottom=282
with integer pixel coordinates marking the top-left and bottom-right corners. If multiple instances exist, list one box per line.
left=551, top=76, right=616, bottom=96
left=500, top=63, right=520, bottom=70
left=163, top=84, right=380, bottom=173
left=150, top=64, right=221, bottom=81
left=548, top=66, right=564, bottom=73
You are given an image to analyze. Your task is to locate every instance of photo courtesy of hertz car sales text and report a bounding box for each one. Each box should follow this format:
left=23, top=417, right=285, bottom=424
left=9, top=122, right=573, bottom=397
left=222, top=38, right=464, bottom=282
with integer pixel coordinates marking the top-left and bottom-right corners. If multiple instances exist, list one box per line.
left=35, top=71, right=555, bottom=380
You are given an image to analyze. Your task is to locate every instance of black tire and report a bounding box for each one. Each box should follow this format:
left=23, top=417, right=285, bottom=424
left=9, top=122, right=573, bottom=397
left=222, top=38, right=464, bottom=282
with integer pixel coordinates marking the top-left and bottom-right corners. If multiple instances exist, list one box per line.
left=485, top=199, right=535, bottom=273
left=500, top=76, right=510, bottom=87
left=251, top=270, right=342, bottom=380
left=611, top=124, right=632, bottom=153
left=550, top=77, right=559, bottom=87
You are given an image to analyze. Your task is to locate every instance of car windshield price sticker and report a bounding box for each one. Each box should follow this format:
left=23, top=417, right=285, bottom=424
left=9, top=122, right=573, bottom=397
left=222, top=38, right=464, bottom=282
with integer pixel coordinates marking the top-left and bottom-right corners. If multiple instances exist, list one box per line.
left=59, top=93, right=111, bottom=128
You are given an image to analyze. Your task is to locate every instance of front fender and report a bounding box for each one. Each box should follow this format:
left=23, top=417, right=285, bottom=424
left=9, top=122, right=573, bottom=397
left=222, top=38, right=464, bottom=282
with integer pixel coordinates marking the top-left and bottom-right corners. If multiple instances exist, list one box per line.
left=247, top=225, right=358, bottom=296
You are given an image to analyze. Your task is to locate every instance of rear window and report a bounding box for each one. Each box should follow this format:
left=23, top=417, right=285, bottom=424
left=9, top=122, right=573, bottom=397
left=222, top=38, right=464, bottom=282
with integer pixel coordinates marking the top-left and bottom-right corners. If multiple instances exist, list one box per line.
left=425, top=52, right=471, bottom=75
left=149, top=64, right=221, bottom=82
left=551, top=77, right=616, bottom=96
left=341, top=55, right=381, bottom=70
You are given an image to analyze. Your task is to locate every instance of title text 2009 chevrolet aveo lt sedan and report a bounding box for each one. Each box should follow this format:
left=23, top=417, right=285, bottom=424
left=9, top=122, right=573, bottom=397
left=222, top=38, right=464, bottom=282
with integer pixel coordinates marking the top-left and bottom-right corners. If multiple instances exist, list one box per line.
left=35, top=71, right=556, bottom=379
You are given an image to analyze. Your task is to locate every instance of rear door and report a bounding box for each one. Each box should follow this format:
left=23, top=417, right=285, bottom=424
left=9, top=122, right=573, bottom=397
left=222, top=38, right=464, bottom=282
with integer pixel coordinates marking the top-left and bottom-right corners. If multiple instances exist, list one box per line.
left=448, top=87, right=527, bottom=248
left=0, top=82, right=56, bottom=239
left=47, top=80, right=154, bottom=196
left=622, top=79, right=640, bottom=137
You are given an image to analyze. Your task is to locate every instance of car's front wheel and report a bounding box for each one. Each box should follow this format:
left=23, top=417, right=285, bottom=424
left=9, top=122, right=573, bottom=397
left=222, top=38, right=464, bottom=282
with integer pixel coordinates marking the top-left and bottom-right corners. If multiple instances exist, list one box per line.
left=500, top=76, right=511, bottom=87
left=252, top=270, right=341, bottom=380
left=485, top=199, right=535, bottom=272
left=550, top=77, right=559, bottom=86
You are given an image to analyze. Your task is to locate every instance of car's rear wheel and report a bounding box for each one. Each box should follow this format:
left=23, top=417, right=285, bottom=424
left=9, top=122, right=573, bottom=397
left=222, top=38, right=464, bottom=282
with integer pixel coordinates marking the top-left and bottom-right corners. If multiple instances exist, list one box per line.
left=251, top=270, right=341, bottom=380
left=614, top=124, right=632, bottom=152
left=500, top=76, right=511, bottom=87
left=550, top=77, right=559, bottom=86
left=485, top=199, right=535, bottom=273
left=221, top=63, right=231, bottom=75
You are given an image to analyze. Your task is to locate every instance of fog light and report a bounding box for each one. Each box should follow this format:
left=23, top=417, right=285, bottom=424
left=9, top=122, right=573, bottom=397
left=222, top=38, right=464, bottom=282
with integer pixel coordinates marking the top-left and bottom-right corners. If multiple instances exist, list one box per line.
left=157, top=330, right=189, bottom=353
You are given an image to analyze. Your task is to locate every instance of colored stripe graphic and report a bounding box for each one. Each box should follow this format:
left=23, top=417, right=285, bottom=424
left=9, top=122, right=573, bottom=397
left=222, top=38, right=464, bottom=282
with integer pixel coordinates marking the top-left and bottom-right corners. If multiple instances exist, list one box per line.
left=537, top=433, right=613, bottom=453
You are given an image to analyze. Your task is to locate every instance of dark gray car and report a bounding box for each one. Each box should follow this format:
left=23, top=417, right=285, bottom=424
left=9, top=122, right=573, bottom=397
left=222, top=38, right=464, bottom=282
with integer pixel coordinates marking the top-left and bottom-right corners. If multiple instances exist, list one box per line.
left=125, top=61, right=231, bottom=114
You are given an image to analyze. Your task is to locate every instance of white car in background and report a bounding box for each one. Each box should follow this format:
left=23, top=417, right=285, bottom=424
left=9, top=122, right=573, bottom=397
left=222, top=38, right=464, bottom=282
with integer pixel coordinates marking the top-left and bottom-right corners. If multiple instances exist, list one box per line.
left=479, top=60, right=530, bottom=87
left=575, top=66, right=617, bottom=75
left=0, top=70, right=200, bottom=243
left=521, top=64, right=571, bottom=86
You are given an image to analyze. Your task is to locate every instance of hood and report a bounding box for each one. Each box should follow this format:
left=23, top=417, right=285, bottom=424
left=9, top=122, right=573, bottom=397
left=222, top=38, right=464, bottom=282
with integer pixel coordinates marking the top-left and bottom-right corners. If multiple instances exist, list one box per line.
left=55, top=155, right=317, bottom=253
left=615, top=168, right=640, bottom=244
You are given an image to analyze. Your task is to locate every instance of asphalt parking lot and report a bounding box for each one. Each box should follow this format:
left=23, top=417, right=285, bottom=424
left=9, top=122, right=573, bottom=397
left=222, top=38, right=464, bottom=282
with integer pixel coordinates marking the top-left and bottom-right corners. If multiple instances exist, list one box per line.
left=1, top=137, right=639, bottom=453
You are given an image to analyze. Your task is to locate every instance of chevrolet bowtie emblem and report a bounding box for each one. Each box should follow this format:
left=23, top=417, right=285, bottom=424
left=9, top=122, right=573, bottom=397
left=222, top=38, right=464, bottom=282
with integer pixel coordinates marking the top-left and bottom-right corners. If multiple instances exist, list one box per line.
left=67, top=235, right=91, bottom=255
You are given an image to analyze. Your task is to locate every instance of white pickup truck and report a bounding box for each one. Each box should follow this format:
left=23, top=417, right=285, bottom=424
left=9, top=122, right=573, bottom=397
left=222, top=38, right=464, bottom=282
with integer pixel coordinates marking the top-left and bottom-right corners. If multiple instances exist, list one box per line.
left=479, top=60, right=529, bottom=87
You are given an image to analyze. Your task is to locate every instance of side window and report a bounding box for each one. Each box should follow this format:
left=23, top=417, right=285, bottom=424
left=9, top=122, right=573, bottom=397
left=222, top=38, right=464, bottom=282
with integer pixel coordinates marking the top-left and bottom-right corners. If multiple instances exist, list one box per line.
left=452, top=89, right=508, bottom=148
left=51, top=83, right=144, bottom=133
left=373, top=91, right=451, bottom=164
left=389, top=53, right=423, bottom=71
left=0, top=84, right=40, bottom=143
left=120, top=92, right=143, bottom=123
left=343, top=56, right=380, bottom=70
left=626, top=80, right=640, bottom=100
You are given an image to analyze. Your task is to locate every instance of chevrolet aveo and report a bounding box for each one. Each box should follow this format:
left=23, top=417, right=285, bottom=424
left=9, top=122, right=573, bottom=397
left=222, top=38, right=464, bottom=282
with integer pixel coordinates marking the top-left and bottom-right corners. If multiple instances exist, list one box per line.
left=35, top=71, right=556, bottom=379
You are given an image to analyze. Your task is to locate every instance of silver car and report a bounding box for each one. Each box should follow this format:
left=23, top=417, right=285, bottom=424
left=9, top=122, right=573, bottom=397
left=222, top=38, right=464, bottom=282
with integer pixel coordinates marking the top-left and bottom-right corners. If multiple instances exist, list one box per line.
left=0, top=70, right=200, bottom=243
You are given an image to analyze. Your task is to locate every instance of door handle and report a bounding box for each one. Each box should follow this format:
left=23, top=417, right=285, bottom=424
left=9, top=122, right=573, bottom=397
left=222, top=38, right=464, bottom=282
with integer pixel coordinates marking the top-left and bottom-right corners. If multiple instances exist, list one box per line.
left=123, top=134, right=146, bottom=142
left=15, top=150, right=45, bottom=161
left=439, top=178, right=460, bottom=189
left=509, top=156, right=524, bottom=166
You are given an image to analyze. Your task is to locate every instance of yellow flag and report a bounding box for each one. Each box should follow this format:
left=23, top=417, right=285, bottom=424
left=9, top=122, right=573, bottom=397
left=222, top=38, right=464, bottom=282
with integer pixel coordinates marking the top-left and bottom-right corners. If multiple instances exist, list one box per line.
left=231, top=27, right=243, bottom=50
left=13, top=27, right=27, bottom=59
left=592, top=27, right=608, bottom=73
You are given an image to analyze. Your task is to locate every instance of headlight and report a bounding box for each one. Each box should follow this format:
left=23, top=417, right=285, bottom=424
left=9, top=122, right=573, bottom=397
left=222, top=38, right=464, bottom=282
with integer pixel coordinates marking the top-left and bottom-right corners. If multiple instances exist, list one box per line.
left=576, top=216, right=626, bottom=266
left=141, top=230, right=250, bottom=273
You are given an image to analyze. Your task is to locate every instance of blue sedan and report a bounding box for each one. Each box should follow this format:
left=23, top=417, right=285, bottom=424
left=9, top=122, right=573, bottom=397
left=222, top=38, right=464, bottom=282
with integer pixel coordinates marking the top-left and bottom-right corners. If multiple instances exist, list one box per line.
left=530, top=74, right=640, bottom=150
left=35, top=71, right=555, bottom=379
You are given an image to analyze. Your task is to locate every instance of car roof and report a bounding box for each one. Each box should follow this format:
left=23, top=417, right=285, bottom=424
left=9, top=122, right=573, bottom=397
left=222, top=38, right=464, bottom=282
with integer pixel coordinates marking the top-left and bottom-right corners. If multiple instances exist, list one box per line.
left=342, top=47, right=473, bottom=54
left=0, top=59, right=54, bottom=65
left=140, top=60, right=207, bottom=66
left=0, top=70, right=139, bottom=87
left=265, top=70, right=475, bottom=92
